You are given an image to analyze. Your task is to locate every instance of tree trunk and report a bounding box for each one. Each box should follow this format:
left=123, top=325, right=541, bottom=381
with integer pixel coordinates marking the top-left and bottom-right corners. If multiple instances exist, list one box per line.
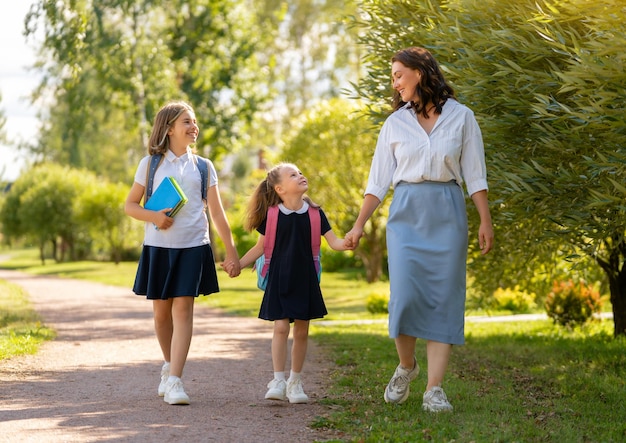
left=51, top=239, right=57, bottom=262
left=597, top=242, right=626, bottom=338
left=39, top=241, right=46, bottom=265
left=608, top=267, right=626, bottom=337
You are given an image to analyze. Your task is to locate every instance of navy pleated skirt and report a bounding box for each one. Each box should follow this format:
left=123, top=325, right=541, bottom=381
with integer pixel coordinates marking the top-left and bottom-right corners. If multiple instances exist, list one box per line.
left=386, top=181, right=468, bottom=345
left=132, top=244, right=219, bottom=300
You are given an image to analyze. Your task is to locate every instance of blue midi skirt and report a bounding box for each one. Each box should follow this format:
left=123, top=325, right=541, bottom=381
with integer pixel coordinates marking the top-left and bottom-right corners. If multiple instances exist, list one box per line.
left=386, top=181, right=468, bottom=345
left=132, top=244, right=219, bottom=300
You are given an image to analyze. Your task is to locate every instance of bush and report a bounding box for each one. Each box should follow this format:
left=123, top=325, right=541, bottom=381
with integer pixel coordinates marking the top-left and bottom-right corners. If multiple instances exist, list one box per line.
left=493, top=286, right=537, bottom=313
left=544, top=280, right=602, bottom=327
left=366, top=292, right=389, bottom=314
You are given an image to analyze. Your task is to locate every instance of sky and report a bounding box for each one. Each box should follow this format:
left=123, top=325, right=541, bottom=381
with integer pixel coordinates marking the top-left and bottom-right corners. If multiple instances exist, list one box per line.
left=0, top=1, right=40, bottom=182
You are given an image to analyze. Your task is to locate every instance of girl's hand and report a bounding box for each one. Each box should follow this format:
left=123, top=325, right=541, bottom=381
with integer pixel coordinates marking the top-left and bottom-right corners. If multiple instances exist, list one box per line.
left=153, top=209, right=174, bottom=230
left=220, top=260, right=237, bottom=277
left=222, top=255, right=241, bottom=278
left=344, top=227, right=364, bottom=250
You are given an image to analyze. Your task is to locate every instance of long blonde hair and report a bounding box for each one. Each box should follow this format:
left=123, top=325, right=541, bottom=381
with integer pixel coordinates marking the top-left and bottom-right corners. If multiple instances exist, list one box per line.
left=147, top=101, right=195, bottom=155
left=244, top=163, right=318, bottom=231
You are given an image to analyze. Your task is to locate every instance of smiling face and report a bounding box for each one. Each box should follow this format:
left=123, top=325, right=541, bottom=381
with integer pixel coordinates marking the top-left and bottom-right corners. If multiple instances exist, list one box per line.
left=276, top=164, right=308, bottom=196
left=392, top=61, right=421, bottom=103
left=167, top=110, right=198, bottom=149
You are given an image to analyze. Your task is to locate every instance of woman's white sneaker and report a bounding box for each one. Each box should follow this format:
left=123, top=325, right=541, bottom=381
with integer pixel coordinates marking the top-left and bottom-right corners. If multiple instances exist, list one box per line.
left=384, top=358, right=420, bottom=404
left=422, top=386, right=453, bottom=412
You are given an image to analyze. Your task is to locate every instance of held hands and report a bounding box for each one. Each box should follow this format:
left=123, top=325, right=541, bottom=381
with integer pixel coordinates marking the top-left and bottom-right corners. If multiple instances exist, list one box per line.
left=343, top=227, right=364, bottom=250
left=221, top=257, right=241, bottom=278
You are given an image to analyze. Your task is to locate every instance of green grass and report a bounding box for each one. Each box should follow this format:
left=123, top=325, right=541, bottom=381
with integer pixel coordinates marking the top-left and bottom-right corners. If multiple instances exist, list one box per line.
left=311, top=320, right=626, bottom=442
left=1, top=249, right=625, bottom=441
left=0, top=279, right=56, bottom=359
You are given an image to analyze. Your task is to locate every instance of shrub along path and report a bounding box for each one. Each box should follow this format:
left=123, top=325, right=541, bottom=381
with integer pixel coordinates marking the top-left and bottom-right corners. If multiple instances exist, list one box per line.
left=0, top=269, right=341, bottom=442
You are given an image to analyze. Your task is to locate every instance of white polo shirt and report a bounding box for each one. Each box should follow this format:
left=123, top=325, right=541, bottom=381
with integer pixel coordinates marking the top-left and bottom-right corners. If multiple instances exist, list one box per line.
left=133, top=148, right=218, bottom=248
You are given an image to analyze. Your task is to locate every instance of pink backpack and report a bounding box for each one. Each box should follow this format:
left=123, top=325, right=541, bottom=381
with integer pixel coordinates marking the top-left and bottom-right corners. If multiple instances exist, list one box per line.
left=255, top=205, right=321, bottom=290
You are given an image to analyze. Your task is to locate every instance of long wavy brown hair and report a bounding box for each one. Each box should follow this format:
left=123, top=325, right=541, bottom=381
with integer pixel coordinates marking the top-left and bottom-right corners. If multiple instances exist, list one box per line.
left=391, top=47, right=456, bottom=118
left=147, top=101, right=195, bottom=155
left=245, top=163, right=319, bottom=232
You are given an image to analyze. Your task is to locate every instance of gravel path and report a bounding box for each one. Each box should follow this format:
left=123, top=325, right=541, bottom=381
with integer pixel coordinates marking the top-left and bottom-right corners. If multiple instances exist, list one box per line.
left=0, top=269, right=342, bottom=442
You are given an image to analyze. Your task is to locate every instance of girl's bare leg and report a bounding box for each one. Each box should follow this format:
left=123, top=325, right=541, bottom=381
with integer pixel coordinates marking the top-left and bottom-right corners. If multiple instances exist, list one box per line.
left=272, top=319, right=290, bottom=372
left=290, top=320, right=310, bottom=373
left=153, top=299, right=174, bottom=363
left=169, top=296, right=195, bottom=377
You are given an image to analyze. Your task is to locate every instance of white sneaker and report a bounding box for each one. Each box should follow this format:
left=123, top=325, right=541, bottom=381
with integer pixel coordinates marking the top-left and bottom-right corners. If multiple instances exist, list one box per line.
left=157, top=363, right=169, bottom=397
left=286, top=379, right=309, bottom=404
left=422, top=386, right=453, bottom=412
left=164, top=379, right=190, bottom=405
left=384, top=358, right=420, bottom=404
left=264, top=379, right=287, bottom=401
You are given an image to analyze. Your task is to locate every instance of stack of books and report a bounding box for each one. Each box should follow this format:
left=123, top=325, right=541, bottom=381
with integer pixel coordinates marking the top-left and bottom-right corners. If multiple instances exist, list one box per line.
left=145, top=177, right=188, bottom=217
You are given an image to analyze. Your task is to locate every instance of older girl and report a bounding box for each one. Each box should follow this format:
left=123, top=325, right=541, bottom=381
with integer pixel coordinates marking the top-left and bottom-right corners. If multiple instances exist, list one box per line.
left=125, top=101, right=240, bottom=405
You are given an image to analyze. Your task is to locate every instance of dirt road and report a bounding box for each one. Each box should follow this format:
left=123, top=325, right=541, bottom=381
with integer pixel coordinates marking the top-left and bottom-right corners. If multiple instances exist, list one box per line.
left=0, top=269, right=342, bottom=442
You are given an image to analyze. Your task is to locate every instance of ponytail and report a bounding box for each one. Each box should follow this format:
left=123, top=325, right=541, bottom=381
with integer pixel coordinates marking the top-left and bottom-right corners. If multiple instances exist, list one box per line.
left=245, top=176, right=281, bottom=231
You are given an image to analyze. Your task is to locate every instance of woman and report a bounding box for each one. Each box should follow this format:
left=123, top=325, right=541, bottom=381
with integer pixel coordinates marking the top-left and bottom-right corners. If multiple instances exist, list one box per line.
left=345, top=47, right=494, bottom=412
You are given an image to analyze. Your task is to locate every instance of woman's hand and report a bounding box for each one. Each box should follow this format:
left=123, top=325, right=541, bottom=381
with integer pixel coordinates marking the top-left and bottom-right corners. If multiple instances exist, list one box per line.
left=344, top=226, right=364, bottom=250
left=478, top=221, right=494, bottom=255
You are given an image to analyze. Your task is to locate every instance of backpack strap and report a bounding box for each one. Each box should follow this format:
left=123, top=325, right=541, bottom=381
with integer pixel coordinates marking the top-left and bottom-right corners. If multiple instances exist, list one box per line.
left=260, top=205, right=279, bottom=278
left=194, top=154, right=208, bottom=201
left=144, top=154, right=164, bottom=205
left=261, top=205, right=321, bottom=277
left=308, top=207, right=321, bottom=274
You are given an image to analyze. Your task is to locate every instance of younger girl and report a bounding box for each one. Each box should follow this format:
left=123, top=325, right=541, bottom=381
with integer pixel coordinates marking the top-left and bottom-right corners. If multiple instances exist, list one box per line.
left=232, top=163, right=348, bottom=403
left=125, top=101, right=240, bottom=405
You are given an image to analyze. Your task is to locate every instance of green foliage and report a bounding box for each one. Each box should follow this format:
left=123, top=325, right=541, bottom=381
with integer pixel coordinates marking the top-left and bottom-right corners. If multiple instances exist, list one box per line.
left=74, top=180, right=142, bottom=263
left=24, top=0, right=275, bottom=179
left=492, top=286, right=537, bottom=313
left=0, top=164, right=137, bottom=263
left=320, top=245, right=359, bottom=273
left=365, top=291, right=389, bottom=314
left=545, top=279, right=602, bottom=327
left=0, top=163, right=92, bottom=261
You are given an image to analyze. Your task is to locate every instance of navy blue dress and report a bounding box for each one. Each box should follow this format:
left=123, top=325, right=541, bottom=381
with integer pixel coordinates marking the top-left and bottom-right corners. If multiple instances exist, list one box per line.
left=257, top=205, right=331, bottom=321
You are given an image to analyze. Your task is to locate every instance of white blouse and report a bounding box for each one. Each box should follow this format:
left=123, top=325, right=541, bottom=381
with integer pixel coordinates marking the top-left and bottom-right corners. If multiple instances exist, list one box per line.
left=364, top=99, right=488, bottom=200
left=133, top=148, right=218, bottom=248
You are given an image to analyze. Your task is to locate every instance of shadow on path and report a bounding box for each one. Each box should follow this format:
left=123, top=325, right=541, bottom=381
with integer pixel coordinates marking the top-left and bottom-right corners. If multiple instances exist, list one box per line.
left=0, top=270, right=342, bottom=443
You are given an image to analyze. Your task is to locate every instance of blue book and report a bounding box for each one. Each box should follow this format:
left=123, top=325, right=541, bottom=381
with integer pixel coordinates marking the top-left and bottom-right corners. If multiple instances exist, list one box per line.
left=144, top=177, right=188, bottom=217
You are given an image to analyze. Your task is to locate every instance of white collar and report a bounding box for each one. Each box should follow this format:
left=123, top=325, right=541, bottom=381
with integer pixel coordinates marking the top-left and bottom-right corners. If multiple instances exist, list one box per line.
left=165, top=147, right=192, bottom=162
left=278, top=201, right=309, bottom=215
